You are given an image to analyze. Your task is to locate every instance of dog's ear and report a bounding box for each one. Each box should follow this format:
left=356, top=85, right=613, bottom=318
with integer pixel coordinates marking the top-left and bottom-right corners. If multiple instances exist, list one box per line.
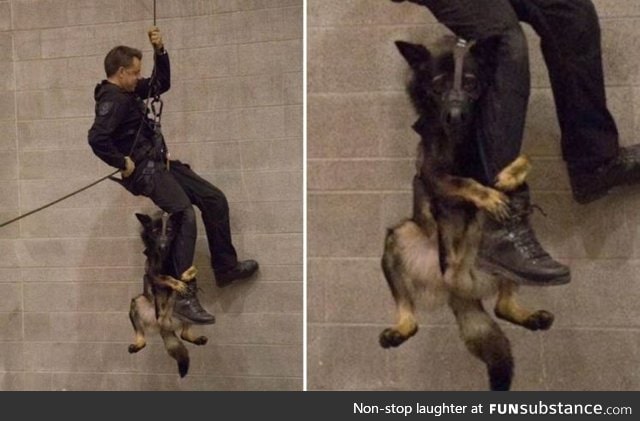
left=135, top=213, right=152, bottom=227
left=395, top=41, right=431, bottom=70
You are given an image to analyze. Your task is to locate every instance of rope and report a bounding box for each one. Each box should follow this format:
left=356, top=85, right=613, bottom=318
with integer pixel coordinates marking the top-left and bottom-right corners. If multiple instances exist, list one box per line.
left=0, top=1, right=162, bottom=229
left=0, top=170, right=119, bottom=228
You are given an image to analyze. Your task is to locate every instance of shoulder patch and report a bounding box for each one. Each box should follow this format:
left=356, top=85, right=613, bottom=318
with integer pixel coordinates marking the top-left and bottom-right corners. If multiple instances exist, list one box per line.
left=97, top=101, right=114, bottom=116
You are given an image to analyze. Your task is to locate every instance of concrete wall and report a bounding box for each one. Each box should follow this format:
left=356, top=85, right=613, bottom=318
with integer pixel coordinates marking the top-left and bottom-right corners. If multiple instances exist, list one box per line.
left=0, top=0, right=302, bottom=391
left=308, top=0, right=640, bottom=390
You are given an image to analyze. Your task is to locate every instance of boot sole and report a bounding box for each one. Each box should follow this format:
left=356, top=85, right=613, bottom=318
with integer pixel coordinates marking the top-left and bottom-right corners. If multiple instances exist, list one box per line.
left=573, top=174, right=640, bottom=204
left=477, top=259, right=571, bottom=286
left=173, top=312, right=216, bottom=325
left=573, top=188, right=609, bottom=205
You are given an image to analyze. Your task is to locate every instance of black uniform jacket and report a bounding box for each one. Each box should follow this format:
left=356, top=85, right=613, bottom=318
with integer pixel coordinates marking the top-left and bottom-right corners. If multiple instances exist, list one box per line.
left=87, top=52, right=171, bottom=170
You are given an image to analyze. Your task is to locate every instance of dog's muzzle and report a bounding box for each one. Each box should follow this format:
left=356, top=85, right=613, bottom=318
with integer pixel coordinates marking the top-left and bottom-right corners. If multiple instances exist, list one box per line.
left=441, top=38, right=476, bottom=135
left=158, top=212, right=170, bottom=252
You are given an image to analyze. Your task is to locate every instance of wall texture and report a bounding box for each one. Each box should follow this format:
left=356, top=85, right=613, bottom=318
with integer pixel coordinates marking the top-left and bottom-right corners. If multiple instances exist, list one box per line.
left=0, top=0, right=302, bottom=391
left=308, top=0, right=640, bottom=390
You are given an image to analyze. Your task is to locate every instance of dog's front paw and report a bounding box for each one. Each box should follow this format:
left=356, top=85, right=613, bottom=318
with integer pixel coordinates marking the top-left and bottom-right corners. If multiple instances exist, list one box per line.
left=495, top=172, right=519, bottom=192
left=173, top=281, right=188, bottom=294
left=494, top=155, right=531, bottom=191
left=481, top=189, right=509, bottom=220
left=181, top=266, right=198, bottom=282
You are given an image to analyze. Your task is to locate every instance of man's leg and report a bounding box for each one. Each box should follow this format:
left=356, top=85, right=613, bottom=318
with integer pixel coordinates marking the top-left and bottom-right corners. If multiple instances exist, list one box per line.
left=131, top=161, right=216, bottom=324
left=394, top=0, right=570, bottom=285
left=473, top=22, right=570, bottom=285
left=511, top=0, right=640, bottom=204
left=169, top=161, right=258, bottom=287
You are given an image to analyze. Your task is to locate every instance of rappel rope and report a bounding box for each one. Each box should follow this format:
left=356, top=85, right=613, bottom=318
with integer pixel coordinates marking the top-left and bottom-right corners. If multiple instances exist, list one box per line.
left=0, top=0, right=162, bottom=229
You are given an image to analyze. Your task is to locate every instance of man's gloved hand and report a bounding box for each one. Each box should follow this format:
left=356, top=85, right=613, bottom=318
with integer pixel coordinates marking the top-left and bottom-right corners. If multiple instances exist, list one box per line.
left=148, top=26, right=164, bottom=52
left=121, top=156, right=135, bottom=178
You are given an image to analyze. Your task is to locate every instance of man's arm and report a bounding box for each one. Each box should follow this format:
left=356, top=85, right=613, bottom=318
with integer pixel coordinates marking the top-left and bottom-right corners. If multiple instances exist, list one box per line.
left=87, top=95, right=129, bottom=171
left=136, top=27, right=171, bottom=99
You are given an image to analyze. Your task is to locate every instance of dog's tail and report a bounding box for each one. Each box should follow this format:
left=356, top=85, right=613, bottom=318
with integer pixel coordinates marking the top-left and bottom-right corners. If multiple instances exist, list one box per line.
left=160, top=330, right=190, bottom=378
left=449, top=295, right=513, bottom=391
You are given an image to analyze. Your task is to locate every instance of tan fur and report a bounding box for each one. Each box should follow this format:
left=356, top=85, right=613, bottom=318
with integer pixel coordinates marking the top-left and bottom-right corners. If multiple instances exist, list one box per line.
left=494, top=155, right=531, bottom=192
left=381, top=155, right=554, bottom=390
left=128, top=266, right=208, bottom=377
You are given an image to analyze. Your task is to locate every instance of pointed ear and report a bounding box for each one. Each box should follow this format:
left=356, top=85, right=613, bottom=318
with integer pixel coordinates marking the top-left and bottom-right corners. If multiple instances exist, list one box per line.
left=135, top=213, right=152, bottom=227
left=395, top=40, right=431, bottom=69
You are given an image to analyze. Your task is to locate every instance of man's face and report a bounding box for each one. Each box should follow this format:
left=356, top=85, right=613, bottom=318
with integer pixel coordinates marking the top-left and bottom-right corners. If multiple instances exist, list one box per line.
left=119, top=57, right=142, bottom=92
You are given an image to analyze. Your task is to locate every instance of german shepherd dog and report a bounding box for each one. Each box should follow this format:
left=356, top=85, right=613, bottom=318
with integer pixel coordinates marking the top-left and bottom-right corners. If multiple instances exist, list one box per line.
left=380, top=37, right=554, bottom=390
left=128, top=212, right=208, bottom=378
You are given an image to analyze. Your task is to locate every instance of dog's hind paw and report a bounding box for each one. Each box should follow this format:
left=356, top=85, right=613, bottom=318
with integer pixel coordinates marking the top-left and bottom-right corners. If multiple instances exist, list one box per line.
left=523, top=310, right=554, bottom=331
left=128, top=343, right=145, bottom=353
left=193, top=336, right=208, bottom=345
left=379, top=327, right=417, bottom=349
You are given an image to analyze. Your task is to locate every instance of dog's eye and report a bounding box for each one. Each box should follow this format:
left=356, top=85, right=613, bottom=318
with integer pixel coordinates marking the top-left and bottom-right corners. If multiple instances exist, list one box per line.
left=462, top=74, right=478, bottom=92
left=431, top=74, right=447, bottom=95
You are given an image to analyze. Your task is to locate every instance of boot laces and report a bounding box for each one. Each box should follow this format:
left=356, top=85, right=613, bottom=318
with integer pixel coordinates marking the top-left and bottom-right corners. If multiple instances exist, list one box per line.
left=507, top=203, right=549, bottom=260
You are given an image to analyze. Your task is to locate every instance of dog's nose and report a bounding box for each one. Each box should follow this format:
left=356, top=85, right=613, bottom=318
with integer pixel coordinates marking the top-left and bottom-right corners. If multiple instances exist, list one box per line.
left=445, top=106, right=464, bottom=126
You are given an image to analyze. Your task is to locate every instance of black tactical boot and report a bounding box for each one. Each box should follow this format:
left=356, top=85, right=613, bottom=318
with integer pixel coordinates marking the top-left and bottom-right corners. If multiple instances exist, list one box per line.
left=174, top=280, right=216, bottom=325
left=215, top=260, right=259, bottom=288
left=477, top=186, right=570, bottom=286
left=569, top=145, right=640, bottom=204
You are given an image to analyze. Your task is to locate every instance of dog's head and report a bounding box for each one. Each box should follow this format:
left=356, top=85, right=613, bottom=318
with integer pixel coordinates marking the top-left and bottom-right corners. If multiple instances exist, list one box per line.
left=395, top=36, right=497, bottom=140
left=136, top=212, right=177, bottom=264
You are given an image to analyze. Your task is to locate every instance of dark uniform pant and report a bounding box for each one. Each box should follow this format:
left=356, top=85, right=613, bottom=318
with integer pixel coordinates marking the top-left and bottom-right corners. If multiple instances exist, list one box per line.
left=125, top=159, right=238, bottom=278
left=419, top=0, right=619, bottom=181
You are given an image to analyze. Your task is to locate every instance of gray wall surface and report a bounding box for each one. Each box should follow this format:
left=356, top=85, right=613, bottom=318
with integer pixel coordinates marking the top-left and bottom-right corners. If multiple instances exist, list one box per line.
left=0, top=0, right=302, bottom=391
left=308, top=0, right=640, bottom=390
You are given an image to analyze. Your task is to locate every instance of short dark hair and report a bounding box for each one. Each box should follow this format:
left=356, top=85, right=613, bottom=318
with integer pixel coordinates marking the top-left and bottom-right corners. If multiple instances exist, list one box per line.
left=104, top=46, right=143, bottom=77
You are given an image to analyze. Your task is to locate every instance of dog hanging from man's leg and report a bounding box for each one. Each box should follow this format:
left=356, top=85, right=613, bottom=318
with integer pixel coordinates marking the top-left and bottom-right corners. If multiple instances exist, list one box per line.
left=87, top=27, right=258, bottom=324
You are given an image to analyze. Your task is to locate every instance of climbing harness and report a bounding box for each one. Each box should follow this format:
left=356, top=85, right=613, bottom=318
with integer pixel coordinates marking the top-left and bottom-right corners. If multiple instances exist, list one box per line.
left=0, top=0, right=163, bottom=229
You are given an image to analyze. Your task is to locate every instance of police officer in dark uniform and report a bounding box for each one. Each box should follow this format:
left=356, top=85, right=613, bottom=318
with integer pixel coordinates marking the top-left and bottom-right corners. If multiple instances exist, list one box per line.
left=391, top=0, right=640, bottom=286
left=88, top=27, right=258, bottom=324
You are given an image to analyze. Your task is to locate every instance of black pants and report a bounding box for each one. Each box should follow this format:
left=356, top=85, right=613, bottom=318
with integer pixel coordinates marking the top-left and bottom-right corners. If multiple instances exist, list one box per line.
left=416, top=0, right=619, bottom=180
left=124, top=159, right=238, bottom=278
